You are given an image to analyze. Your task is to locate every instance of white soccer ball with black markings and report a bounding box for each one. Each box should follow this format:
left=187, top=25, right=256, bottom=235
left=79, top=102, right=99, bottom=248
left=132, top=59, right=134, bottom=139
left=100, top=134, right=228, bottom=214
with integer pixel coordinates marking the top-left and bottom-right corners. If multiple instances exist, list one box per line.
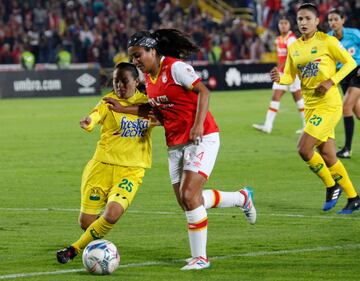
left=82, top=239, right=120, bottom=275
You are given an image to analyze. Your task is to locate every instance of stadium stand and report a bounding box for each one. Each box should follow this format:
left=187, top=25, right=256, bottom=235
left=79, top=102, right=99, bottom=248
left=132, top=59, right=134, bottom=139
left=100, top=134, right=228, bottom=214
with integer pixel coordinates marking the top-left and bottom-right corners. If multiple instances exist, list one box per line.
left=0, top=0, right=359, bottom=67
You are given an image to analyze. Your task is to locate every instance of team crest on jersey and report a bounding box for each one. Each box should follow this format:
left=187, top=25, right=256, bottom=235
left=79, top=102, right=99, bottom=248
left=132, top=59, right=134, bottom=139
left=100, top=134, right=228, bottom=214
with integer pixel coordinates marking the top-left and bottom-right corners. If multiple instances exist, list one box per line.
left=311, top=47, right=317, bottom=54
left=348, top=47, right=355, bottom=56
left=297, top=59, right=321, bottom=78
left=162, top=72, right=167, bottom=83
left=89, top=187, right=101, bottom=201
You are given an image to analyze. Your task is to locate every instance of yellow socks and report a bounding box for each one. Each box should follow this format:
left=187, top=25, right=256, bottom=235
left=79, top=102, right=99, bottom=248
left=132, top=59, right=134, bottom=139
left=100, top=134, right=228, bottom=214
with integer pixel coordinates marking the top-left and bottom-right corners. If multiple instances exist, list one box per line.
left=72, top=216, right=114, bottom=252
left=306, top=151, right=336, bottom=188
left=328, top=160, right=358, bottom=198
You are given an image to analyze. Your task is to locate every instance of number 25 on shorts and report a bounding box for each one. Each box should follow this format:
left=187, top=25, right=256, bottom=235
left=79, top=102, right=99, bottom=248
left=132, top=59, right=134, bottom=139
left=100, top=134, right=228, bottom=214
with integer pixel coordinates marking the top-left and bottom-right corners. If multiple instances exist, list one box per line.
left=309, top=114, right=322, bottom=126
left=118, top=178, right=133, bottom=192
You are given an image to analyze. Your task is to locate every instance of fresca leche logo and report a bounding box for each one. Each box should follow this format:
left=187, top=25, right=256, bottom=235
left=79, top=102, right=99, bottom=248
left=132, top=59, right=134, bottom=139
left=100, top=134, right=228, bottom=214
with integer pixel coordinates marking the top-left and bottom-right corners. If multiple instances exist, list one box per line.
left=297, top=59, right=321, bottom=78
left=120, top=116, right=149, bottom=137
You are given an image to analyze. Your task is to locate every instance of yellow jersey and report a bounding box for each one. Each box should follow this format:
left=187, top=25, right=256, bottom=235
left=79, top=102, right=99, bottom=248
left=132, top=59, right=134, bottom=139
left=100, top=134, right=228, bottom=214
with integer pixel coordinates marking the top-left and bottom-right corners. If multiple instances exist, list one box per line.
left=280, top=31, right=356, bottom=108
left=84, top=89, right=152, bottom=168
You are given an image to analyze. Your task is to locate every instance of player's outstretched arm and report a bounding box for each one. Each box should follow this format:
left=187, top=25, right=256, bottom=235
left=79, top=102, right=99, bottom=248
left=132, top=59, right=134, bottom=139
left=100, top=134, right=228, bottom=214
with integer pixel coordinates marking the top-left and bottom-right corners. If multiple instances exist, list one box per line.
left=80, top=116, right=92, bottom=130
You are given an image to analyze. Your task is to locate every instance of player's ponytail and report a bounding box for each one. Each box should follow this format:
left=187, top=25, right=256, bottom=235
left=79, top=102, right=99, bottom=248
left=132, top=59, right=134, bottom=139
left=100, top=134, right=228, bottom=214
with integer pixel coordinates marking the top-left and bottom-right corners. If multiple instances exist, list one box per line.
left=128, top=29, right=199, bottom=59
left=152, top=29, right=199, bottom=59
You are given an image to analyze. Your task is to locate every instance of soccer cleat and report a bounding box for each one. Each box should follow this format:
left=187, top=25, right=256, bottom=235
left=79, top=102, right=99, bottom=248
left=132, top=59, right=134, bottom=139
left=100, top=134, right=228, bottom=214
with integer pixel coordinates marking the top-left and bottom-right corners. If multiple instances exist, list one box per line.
left=252, top=124, right=271, bottom=134
left=322, top=184, right=342, bottom=211
left=239, top=187, right=257, bottom=225
left=181, top=256, right=210, bottom=270
left=337, top=197, right=360, bottom=214
left=336, top=147, right=351, bottom=159
left=56, top=245, right=77, bottom=264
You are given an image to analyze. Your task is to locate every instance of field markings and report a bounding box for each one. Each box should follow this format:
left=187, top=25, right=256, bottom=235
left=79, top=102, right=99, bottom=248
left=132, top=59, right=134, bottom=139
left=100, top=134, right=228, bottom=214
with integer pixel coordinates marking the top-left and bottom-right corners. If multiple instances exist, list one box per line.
left=1, top=243, right=360, bottom=279
left=0, top=207, right=359, bottom=220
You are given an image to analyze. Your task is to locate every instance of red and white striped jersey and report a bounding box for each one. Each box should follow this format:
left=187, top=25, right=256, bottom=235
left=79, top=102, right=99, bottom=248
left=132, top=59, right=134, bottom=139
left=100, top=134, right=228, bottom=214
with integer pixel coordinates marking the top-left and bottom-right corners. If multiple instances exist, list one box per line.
left=145, top=56, right=219, bottom=147
left=275, top=31, right=297, bottom=72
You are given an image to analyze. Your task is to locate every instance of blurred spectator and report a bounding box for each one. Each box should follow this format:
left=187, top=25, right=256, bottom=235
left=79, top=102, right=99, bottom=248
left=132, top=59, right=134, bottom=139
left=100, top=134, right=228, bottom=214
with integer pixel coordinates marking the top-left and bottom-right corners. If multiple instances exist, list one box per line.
left=56, top=45, right=72, bottom=68
left=20, top=47, right=35, bottom=70
left=0, top=43, right=13, bottom=64
left=0, top=0, right=359, bottom=67
left=220, top=36, right=236, bottom=62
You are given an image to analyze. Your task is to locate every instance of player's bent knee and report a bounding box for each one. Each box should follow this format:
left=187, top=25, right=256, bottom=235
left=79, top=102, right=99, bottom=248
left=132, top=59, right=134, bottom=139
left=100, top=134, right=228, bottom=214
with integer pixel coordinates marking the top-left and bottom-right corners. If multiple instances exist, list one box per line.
left=297, top=146, right=312, bottom=161
left=79, top=213, right=98, bottom=230
left=179, top=190, right=201, bottom=210
left=79, top=216, right=95, bottom=230
left=104, top=202, right=125, bottom=224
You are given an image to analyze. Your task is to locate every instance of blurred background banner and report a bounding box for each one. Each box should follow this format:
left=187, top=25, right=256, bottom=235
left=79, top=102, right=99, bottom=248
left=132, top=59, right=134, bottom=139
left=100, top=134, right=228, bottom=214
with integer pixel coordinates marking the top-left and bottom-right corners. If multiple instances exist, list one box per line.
left=0, top=67, right=100, bottom=98
left=193, top=62, right=275, bottom=90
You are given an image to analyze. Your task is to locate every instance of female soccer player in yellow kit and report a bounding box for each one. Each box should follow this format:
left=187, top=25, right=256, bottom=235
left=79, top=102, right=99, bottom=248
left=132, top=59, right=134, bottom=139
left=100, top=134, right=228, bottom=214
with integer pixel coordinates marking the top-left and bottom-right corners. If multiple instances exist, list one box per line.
left=270, top=3, right=360, bottom=214
left=56, top=62, right=153, bottom=263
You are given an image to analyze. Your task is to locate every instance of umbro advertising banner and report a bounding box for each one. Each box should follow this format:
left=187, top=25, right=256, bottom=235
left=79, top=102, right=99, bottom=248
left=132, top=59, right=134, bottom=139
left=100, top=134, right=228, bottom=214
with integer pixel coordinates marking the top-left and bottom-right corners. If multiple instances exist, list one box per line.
left=0, top=69, right=100, bottom=98
left=193, top=63, right=275, bottom=91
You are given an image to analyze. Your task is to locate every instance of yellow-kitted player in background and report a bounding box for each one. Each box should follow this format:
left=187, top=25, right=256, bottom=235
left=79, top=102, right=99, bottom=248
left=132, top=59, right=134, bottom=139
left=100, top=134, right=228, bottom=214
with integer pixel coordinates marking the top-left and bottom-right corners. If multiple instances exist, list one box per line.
left=270, top=3, right=360, bottom=214
left=57, top=62, right=154, bottom=263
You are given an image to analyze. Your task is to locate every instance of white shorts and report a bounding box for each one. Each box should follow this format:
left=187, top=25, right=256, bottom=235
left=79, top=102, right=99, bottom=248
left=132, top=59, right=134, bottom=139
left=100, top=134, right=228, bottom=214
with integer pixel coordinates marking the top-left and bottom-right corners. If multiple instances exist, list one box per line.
left=167, top=132, right=220, bottom=184
left=272, top=75, right=301, bottom=92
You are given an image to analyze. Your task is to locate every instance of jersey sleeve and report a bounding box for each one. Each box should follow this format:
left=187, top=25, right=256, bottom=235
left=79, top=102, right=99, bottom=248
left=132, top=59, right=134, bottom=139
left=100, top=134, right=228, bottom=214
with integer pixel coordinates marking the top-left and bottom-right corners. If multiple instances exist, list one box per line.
left=328, top=36, right=357, bottom=85
left=171, top=61, right=201, bottom=90
left=287, top=36, right=296, bottom=47
left=279, top=50, right=297, bottom=85
left=84, top=100, right=108, bottom=132
left=353, top=28, right=360, bottom=45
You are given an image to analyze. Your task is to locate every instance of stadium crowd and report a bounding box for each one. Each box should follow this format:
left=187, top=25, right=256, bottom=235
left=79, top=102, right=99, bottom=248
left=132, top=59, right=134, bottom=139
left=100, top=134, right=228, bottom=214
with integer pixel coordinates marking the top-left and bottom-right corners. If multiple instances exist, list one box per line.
left=0, top=0, right=359, bottom=67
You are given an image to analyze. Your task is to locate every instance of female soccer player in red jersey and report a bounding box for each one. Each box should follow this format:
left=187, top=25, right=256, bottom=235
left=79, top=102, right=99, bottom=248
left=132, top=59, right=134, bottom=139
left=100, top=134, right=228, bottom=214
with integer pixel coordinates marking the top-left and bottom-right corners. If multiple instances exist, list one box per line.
left=253, top=15, right=305, bottom=134
left=270, top=3, right=360, bottom=214
left=110, top=29, right=257, bottom=270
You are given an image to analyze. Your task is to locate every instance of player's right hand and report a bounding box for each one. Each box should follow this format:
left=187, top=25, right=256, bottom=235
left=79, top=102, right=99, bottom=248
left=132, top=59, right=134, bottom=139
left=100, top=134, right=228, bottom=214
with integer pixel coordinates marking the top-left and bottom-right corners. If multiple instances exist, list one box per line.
left=80, top=116, right=91, bottom=129
left=270, top=67, right=280, bottom=83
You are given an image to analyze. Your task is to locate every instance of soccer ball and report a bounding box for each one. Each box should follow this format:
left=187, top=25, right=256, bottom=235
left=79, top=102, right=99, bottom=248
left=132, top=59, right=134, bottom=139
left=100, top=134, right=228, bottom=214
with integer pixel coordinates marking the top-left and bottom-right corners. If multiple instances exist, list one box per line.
left=82, top=239, right=120, bottom=275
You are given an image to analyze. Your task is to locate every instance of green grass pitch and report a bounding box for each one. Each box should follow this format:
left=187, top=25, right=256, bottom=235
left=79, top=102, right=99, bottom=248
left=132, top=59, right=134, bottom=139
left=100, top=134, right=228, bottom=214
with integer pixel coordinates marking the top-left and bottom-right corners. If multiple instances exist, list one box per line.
left=0, top=89, right=359, bottom=280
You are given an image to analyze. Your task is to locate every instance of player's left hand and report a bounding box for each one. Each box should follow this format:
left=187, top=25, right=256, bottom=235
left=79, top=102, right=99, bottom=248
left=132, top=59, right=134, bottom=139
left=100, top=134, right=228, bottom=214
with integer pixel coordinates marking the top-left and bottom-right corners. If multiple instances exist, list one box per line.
left=189, top=124, right=204, bottom=145
left=315, top=79, right=334, bottom=96
left=103, top=97, right=125, bottom=112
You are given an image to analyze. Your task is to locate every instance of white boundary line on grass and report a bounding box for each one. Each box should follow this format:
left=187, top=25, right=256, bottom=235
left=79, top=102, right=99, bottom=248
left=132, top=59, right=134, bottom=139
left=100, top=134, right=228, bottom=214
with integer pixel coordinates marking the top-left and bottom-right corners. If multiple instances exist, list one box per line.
left=1, top=243, right=360, bottom=280
left=0, top=207, right=359, bottom=220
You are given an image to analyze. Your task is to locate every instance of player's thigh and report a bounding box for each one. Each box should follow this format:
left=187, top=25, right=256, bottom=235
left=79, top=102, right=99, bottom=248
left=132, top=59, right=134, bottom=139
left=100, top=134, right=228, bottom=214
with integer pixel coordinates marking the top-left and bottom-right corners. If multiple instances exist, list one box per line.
left=182, top=132, right=220, bottom=180
left=343, top=87, right=360, bottom=115
left=168, top=145, right=186, bottom=185
left=80, top=160, right=113, bottom=215
left=272, top=82, right=288, bottom=100
left=289, top=76, right=301, bottom=93
left=304, top=107, right=342, bottom=143
left=108, top=166, right=145, bottom=211
left=355, top=98, right=360, bottom=119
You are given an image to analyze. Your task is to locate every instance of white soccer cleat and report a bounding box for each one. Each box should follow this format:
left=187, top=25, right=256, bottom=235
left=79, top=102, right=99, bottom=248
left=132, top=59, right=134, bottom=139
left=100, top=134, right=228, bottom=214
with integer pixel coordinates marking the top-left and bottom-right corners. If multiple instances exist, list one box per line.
left=239, top=187, right=257, bottom=225
left=252, top=124, right=271, bottom=134
left=181, top=256, right=210, bottom=270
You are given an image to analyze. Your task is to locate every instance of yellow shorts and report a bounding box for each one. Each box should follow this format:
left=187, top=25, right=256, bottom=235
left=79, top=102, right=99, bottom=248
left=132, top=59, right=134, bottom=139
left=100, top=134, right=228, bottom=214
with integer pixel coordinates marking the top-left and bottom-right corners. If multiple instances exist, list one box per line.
left=304, top=106, right=342, bottom=142
left=80, top=159, right=145, bottom=215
